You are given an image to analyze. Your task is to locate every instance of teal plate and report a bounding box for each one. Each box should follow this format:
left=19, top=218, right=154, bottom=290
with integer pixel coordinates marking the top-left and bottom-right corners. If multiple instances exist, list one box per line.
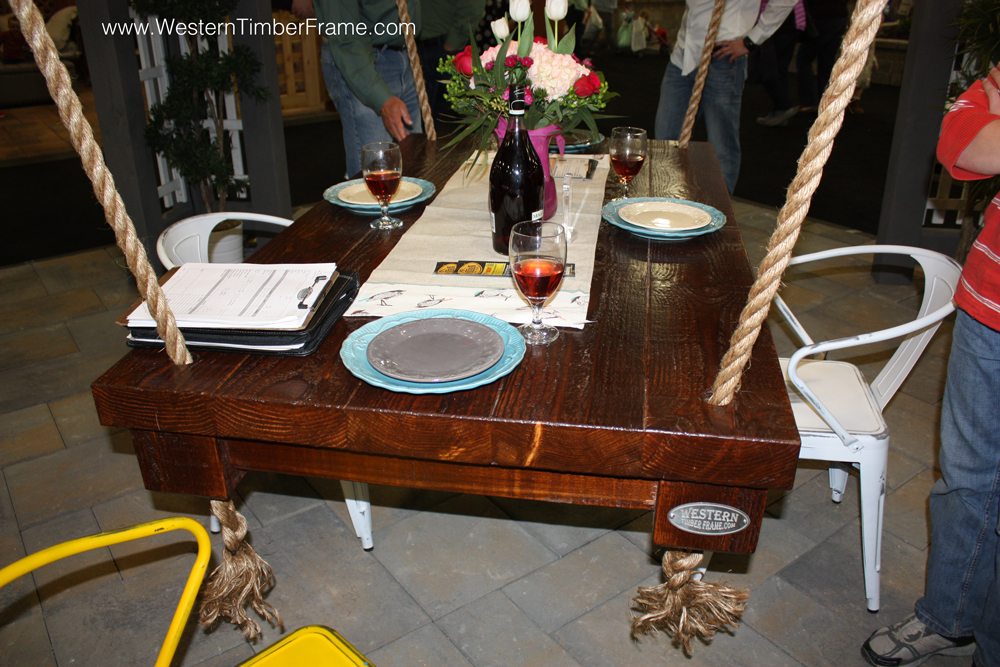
left=341, top=309, right=525, bottom=394
left=323, top=177, right=436, bottom=215
left=601, top=197, right=726, bottom=240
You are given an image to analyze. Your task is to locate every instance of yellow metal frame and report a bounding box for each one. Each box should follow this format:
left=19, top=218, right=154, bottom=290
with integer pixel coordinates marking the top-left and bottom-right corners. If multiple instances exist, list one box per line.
left=0, top=517, right=212, bottom=667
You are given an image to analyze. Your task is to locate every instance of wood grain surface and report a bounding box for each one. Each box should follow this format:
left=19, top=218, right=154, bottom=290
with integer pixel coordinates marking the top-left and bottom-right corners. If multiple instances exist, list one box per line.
left=92, top=137, right=799, bottom=553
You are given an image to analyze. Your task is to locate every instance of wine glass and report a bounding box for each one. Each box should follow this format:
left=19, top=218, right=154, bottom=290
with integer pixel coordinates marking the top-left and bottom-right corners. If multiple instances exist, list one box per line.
left=509, top=221, right=567, bottom=345
left=361, top=141, right=403, bottom=230
left=609, top=127, right=647, bottom=199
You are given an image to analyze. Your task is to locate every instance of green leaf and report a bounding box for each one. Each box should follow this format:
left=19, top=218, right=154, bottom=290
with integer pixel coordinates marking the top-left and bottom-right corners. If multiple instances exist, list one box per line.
left=517, top=13, right=534, bottom=58
left=545, top=17, right=556, bottom=49
left=556, top=25, right=576, bottom=55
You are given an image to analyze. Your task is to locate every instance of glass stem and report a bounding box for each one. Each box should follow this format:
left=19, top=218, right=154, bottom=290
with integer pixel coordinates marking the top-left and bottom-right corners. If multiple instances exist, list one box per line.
left=531, top=303, right=544, bottom=329
left=380, top=202, right=389, bottom=220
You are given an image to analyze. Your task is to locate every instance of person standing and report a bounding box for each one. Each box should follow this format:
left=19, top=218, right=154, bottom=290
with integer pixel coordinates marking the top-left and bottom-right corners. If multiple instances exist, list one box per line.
left=590, top=0, right=618, bottom=52
left=796, top=0, right=848, bottom=113
left=654, top=0, right=796, bottom=193
left=755, top=0, right=807, bottom=127
left=861, top=65, right=1000, bottom=667
left=295, top=0, right=424, bottom=178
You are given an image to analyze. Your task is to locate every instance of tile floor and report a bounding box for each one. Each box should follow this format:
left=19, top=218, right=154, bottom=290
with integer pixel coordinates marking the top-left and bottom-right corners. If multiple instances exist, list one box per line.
left=0, top=202, right=970, bottom=666
left=0, top=88, right=99, bottom=167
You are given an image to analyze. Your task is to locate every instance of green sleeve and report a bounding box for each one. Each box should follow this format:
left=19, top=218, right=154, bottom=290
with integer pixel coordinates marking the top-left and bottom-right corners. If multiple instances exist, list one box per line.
left=314, top=0, right=394, bottom=113
left=443, top=0, right=486, bottom=52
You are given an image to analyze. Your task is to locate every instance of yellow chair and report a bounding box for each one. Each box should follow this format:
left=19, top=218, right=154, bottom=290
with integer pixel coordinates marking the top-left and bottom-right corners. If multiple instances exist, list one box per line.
left=0, top=517, right=373, bottom=667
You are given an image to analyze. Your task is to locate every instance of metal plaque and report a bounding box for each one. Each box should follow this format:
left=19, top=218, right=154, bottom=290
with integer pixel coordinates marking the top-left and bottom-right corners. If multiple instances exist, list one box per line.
left=667, top=502, right=750, bottom=536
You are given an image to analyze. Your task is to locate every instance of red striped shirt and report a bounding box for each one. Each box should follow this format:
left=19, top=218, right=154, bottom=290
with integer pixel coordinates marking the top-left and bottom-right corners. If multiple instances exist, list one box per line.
left=936, top=80, right=1000, bottom=330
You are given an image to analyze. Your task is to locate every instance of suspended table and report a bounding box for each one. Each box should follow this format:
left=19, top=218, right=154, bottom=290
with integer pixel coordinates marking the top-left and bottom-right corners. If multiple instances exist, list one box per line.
left=92, top=136, right=799, bottom=556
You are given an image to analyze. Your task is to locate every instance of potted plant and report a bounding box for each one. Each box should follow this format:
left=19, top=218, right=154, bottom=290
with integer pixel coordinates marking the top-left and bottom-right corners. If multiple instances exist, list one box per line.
left=130, top=0, right=266, bottom=261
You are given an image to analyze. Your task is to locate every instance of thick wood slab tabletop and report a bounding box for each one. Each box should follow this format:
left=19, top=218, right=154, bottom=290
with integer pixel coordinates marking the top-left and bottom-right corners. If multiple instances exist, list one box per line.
left=93, top=137, right=799, bottom=541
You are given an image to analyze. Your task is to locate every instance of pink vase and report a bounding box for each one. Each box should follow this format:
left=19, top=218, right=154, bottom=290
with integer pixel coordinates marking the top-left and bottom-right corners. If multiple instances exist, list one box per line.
left=495, top=120, right=566, bottom=220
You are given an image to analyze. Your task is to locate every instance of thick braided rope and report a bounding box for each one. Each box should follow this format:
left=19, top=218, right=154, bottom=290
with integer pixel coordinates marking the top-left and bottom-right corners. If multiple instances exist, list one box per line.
left=395, top=0, right=436, bottom=140
left=631, top=550, right=748, bottom=654
left=708, top=0, right=885, bottom=405
left=200, top=500, right=283, bottom=641
left=10, top=0, right=191, bottom=366
left=678, top=0, right=726, bottom=148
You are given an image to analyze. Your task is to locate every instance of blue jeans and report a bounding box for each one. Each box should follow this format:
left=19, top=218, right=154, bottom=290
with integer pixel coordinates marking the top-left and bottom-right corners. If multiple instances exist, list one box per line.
left=321, top=46, right=422, bottom=178
left=916, top=310, right=1000, bottom=666
left=654, top=58, right=747, bottom=193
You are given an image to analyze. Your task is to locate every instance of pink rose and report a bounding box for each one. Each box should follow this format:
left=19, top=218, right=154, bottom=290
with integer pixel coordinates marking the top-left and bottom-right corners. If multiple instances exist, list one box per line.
left=454, top=46, right=474, bottom=77
left=573, top=72, right=601, bottom=97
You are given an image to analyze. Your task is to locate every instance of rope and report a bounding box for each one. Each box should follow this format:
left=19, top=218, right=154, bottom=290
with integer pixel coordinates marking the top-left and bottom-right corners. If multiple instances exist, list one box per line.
left=395, top=0, right=436, bottom=141
left=708, top=0, right=885, bottom=405
left=678, top=0, right=727, bottom=148
left=632, top=550, right=748, bottom=654
left=9, top=0, right=191, bottom=366
left=200, top=500, right=283, bottom=641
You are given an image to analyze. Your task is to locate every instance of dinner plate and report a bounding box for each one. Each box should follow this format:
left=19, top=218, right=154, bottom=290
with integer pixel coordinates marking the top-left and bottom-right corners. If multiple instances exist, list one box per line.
left=618, top=201, right=712, bottom=231
left=552, top=130, right=605, bottom=154
left=602, top=197, right=726, bottom=240
left=323, top=177, right=436, bottom=215
left=366, top=317, right=504, bottom=383
left=341, top=309, right=525, bottom=394
left=337, top=179, right=423, bottom=205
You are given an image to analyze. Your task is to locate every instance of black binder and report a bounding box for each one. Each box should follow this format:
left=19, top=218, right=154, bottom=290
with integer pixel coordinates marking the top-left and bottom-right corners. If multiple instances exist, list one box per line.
left=125, top=272, right=360, bottom=356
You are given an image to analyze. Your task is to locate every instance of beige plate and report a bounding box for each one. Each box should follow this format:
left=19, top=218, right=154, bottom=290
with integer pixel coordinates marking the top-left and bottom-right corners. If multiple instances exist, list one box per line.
left=618, top=201, right=712, bottom=231
left=338, top=179, right=422, bottom=205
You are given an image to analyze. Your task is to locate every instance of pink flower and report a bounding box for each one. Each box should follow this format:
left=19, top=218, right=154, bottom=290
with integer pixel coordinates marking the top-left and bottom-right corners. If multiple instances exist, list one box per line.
left=524, top=87, right=534, bottom=105
left=573, top=72, right=601, bottom=97
left=521, top=56, right=533, bottom=68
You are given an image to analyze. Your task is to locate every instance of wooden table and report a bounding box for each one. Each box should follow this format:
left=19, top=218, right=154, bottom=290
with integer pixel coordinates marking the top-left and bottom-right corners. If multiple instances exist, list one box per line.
left=92, top=138, right=799, bottom=555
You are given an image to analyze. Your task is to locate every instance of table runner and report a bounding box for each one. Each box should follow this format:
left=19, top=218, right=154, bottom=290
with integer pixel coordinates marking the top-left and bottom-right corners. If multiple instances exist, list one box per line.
left=346, top=153, right=611, bottom=328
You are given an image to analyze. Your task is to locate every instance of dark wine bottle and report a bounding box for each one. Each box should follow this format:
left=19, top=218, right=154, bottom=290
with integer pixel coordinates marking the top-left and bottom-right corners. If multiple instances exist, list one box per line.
left=489, top=85, right=545, bottom=255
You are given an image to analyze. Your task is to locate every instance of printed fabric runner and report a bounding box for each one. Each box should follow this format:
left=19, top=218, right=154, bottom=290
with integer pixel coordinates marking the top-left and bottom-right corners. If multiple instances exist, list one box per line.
left=346, top=153, right=611, bottom=328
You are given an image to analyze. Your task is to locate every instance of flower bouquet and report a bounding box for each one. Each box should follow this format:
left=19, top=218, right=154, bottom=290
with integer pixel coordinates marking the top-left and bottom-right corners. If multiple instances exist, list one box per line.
left=438, top=0, right=614, bottom=154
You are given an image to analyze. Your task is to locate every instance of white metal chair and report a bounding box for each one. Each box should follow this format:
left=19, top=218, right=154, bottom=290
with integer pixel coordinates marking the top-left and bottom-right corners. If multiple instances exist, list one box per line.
left=774, top=245, right=961, bottom=612
left=156, top=213, right=375, bottom=551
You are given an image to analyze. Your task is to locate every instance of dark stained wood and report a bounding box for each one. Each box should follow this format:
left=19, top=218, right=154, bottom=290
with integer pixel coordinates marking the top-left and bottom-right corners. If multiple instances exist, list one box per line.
left=132, top=430, right=245, bottom=498
left=652, top=481, right=767, bottom=554
left=92, top=138, right=800, bottom=554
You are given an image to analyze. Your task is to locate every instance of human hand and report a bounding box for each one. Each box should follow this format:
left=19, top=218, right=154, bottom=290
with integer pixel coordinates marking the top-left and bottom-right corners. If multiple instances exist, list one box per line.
left=291, top=0, right=314, bottom=19
left=713, top=38, right=749, bottom=63
left=381, top=97, right=413, bottom=141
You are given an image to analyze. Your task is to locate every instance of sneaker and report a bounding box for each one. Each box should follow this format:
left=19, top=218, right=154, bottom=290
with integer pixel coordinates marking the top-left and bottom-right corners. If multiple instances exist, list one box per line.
left=756, top=107, right=799, bottom=127
left=861, top=614, right=976, bottom=666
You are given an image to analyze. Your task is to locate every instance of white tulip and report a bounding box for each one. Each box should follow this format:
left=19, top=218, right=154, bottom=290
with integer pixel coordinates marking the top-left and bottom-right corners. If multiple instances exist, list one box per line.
left=491, top=17, right=510, bottom=41
left=509, top=0, right=531, bottom=23
left=545, top=0, right=568, bottom=21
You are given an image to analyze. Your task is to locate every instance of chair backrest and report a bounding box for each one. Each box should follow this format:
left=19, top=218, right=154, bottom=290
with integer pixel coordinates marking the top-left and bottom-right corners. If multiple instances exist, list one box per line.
left=0, top=517, right=211, bottom=667
left=777, top=245, right=962, bottom=445
left=156, top=213, right=294, bottom=270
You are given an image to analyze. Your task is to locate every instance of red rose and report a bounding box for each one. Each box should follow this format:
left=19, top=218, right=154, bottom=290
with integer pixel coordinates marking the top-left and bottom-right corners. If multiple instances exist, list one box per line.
left=505, top=55, right=518, bottom=68
left=454, top=46, right=474, bottom=77
left=573, top=72, right=601, bottom=97
left=533, top=36, right=547, bottom=44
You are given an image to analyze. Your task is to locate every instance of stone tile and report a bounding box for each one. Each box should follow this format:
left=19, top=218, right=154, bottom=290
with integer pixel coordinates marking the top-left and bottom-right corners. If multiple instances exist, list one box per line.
left=0, top=262, right=47, bottom=306
left=0, top=287, right=105, bottom=336
left=0, top=323, right=78, bottom=371
left=93, top=274, right=141, bottom=311
left=0, top=348, right=125, bottom=413
left=368, top=623, right=472, bottom=666
left=32, top=247, right=131, bottom=295
left=743, top=576, right=877, bottom=667
left=777, top=518, right=927, bottom=620
left=884, top=391, right=942, bottom=469
left=438, top=591, right=582, bottom=667
left=308, top=477, right=456, bottom=537
left=184, top=644, right=256, bottom=667
left=92, top=489, right=219, bottom=582
left=553, top=580, right=799, bottom=667
left=250, top=504, right=429, bottom=654
left=19, top=509, right=115, bottom=600
left=0, top=402, right=64, bottom=467
left=707, top=513, right=817, bottom=590
left=6, top=431, right=144, bottom=527
left=49, top=390, right=121, bottom=448
left=765, top=467, right=860, bottom=544
left=886, top=447, right=927, bottom=492
left=372, top=494, right=557, bottom=619
left=236, top=472, right=324, bottom=527
left=897, top=350, right=949, bottom=406
left=490, top=496, right=644, bottom=556
left=65, top=308, right=129, bottom=355
left=504, top=532, right=658, bottom=633
left=883, top=468, right=935, bottom=550
left=617, top=510, right=655, bottom=554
